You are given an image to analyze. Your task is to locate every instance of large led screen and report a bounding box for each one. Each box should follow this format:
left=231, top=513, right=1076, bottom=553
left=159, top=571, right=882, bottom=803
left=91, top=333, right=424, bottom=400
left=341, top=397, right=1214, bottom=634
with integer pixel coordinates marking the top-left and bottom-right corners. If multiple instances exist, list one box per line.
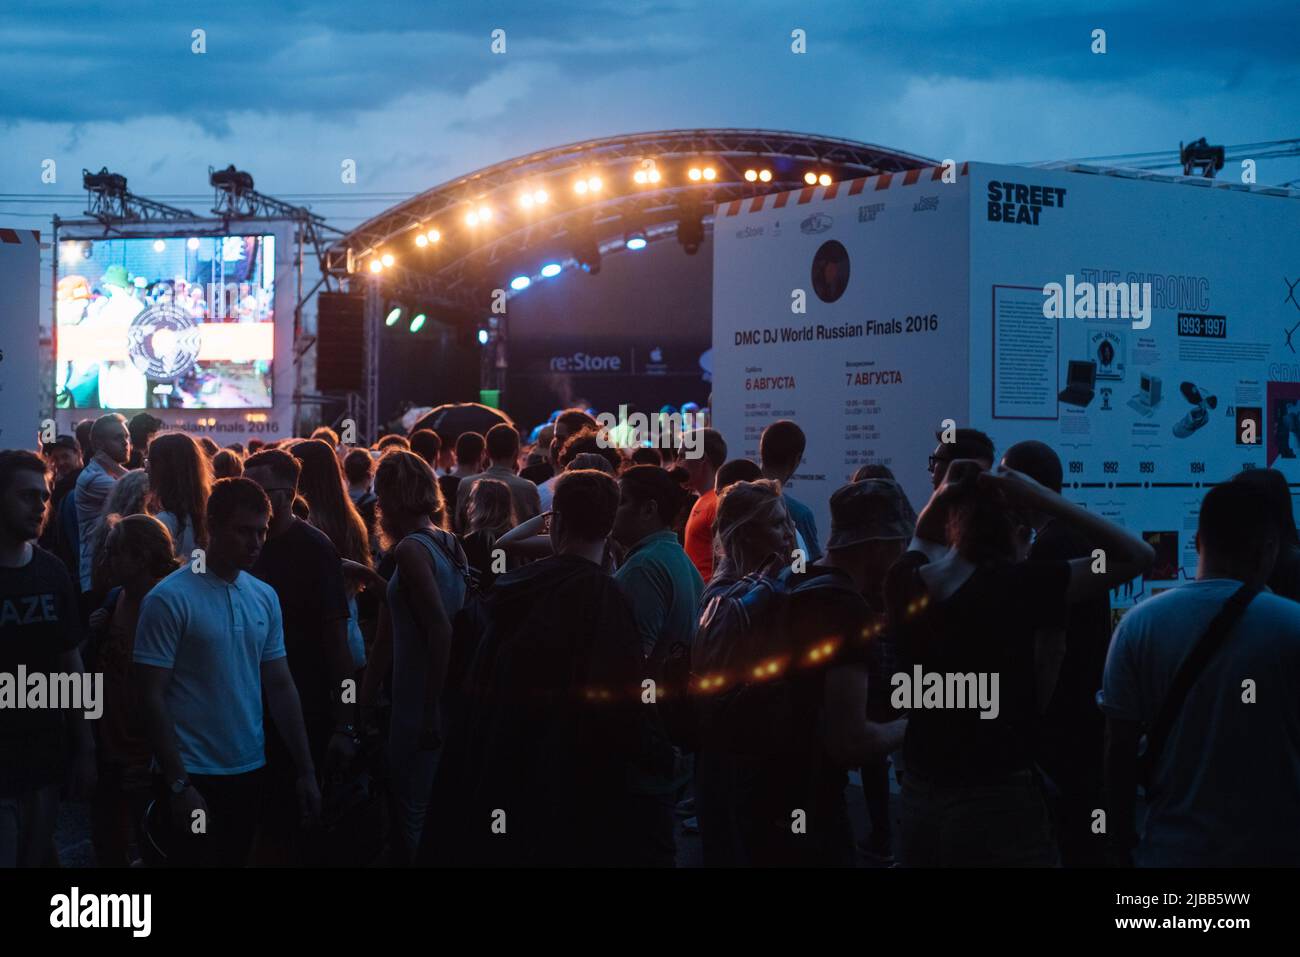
left=56, top=234, right=275, bottom=409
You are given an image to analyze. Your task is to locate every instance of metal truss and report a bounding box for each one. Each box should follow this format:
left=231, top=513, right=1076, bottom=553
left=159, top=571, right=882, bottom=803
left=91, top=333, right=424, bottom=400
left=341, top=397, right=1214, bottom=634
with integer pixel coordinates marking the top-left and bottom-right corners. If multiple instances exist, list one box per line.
left=328, top=129, right=934, bottom=316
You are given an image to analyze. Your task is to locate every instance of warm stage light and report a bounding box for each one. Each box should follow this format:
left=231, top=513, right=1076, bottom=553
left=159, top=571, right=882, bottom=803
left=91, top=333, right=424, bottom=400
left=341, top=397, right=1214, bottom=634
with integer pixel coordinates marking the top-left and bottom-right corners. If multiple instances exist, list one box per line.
left=381, top=252, right=394, bottom=267
left=688, top=168, right=702, bottom=182
left=744, top=169, right=758, bottom=182
left=510, top=275, right=531, bottom=291
left=466, top=211, right=479, bottom=226
left=759, top=169, right=772, bottom=182
left=369, top=259, right=383, bottom=273
left=478, top=206, right=492, bottom=221
left=818, top=173, right=832, bottom=187
left=409, top=313, right=426, bottom=334
left=804, top=172, right=818, bottom=185
left=385, top=308, right=402, bottom=327
left=426, top=228, right=440, bottom=243
left=519, top=193, right=534, bottom=209
left=588, top=176, right=602, bottom=192
left=634, top=170, right=648, bottom=185
left=574, top=179, right=588, bottom=195
left=533, top=189, right=548, bottom=204
left=415, top=233, right=428, bottom=247
left=649, top=169, right=661, bottom=183
left=540, top=263, right=562, bottom=278
left=702, top=166, right=716, bottom=181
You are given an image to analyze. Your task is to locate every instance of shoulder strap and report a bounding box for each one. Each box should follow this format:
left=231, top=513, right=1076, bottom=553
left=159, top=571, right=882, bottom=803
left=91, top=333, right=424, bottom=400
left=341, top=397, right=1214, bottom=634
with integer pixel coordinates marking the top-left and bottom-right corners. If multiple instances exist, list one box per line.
left=1144, top=583, right=1259, bottom=767
left=413, top=527, right=478, bottom=593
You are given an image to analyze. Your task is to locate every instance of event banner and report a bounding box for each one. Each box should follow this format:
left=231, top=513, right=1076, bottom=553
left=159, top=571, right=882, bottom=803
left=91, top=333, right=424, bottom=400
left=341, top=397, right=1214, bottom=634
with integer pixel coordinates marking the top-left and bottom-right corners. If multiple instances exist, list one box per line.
left=713, top=162, right=1300, bottom=611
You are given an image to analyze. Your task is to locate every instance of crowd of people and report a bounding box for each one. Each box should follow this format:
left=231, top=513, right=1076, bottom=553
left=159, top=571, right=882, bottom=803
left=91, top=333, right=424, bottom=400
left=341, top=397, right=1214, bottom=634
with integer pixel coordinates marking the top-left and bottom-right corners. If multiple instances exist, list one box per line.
left=1, top=408, right=1297, bottom=868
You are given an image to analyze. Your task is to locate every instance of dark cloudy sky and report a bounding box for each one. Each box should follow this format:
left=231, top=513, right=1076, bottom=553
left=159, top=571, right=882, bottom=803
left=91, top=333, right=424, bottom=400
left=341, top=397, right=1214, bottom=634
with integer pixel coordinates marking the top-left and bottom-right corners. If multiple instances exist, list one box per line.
left=2, top=0, right=1297, bottom=233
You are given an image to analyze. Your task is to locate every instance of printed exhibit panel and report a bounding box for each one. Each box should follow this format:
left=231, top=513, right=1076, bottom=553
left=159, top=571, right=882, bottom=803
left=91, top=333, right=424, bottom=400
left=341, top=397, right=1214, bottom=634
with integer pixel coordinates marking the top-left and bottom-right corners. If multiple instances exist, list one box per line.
left=712, top=167, right=972, bottom=542
left=54, top=220, right=297, bottom=444
left=0, top=229, right=42, bottom=448
left=967, top=162, right=1300, bottom=600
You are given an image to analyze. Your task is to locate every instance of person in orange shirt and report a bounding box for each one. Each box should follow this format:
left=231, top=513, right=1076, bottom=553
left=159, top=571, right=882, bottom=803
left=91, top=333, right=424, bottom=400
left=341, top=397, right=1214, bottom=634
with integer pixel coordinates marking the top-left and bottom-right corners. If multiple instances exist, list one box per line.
left=681, top=430, right=728, bottom=581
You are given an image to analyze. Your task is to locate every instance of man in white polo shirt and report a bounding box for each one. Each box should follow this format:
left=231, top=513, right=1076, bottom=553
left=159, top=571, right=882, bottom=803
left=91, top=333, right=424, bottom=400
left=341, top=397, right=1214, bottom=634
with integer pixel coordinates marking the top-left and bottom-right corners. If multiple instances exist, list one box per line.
left=135, top=477, right=320, bottom=867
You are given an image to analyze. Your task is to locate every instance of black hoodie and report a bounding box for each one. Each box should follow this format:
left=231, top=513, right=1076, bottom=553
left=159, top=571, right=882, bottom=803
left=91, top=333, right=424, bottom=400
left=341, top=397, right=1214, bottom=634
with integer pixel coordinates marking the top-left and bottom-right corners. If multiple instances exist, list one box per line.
left=422, top=554, right=675, bottom=866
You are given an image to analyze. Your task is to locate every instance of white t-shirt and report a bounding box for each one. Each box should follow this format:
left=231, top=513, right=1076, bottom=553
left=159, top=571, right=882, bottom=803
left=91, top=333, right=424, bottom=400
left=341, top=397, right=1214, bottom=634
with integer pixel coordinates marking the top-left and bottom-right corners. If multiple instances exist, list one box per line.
left=133, top=566, right=286, bottom=775
left=1100, top=578, right=1300, bottom=866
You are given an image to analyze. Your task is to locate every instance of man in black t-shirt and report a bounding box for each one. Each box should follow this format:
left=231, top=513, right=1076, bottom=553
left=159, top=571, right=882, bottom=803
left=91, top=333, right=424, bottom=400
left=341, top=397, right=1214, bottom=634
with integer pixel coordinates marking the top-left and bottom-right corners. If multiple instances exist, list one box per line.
left=0, top=451, right=95, bottom=867
left=1003, top=441, right=1112, bottom=867
left=423, top=470, right=674, bottom=867
left=244, top=450, right=356, bottom=862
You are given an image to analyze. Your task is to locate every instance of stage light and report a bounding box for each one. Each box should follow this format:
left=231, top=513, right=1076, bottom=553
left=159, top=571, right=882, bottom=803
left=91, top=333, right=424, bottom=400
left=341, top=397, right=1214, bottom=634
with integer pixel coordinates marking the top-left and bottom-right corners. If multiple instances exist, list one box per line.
left=415, top=233, right=428, bottom=247
left=625, top=231, right=647, bottom=251
left=575, top=240, right=601, bottom=274
left=479, top=206, right=492, bottom=221
left=759, top=169, right=772, bottom=182
left=677, top=207, right=704, bottom=255
left=634, top=170, right=648, bottom=185
left=703, top=166, right=717, bottom=181
left=519, top=193, right=534, bottom=209
left=574, top=180, right=588, bottom=195
left=465, top=211, right=479, bottom=226
left=409, top=313, right=426, bottom=333
left=426, top=228, right=441, bottom=243
left=510, top=275, right=531, bottom=291
left=533, top=189, right=548, bottom=204
left=804, top=172, right=818, bottom=185
left=369, top=259, right=383, bottom=274
left=385, top=307, right=402, bottom=327
left=635, top=159, right=660, bottom=186
left=688, top=167, right=702, bottom=182
left=381, top=252, right=395, bottom=267
left=818, top=173, right=832, bottom=187
left=478, top=329, right=490, bottom=345
left=540, top=262, right=562, bottom=278
left=588, top=176, right=602, bottom=192
left=744, top=169, right=758, bottom=182
left=153, top=240, right=166, bottom=252
left=187, top=237, right=200, bottom=250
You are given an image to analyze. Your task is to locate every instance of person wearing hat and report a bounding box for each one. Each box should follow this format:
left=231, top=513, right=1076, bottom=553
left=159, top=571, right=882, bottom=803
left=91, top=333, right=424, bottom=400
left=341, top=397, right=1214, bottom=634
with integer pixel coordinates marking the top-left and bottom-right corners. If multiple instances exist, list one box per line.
left=733, top=479, right=911, bottom=867
left=88, top=264, right=147, bottom=409
left=815, top=478, right=917, bottom=864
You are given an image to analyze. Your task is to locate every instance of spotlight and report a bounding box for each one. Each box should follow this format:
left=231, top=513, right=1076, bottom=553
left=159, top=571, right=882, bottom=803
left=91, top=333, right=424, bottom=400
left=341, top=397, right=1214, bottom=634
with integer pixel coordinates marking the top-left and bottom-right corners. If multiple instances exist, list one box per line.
left=804, top=172, right=818, bottom=185
left=635, top=159, right=659, bottom=185
left=677, top=207, right=704, bottom=255
left=688, top=168, right=702, bottom=182
left=409, top=313, right=426, bottom=334
left=153, top=239, right=166, bottom=252
left=187, top=237, right=200, bottom=250
left=575, top=240, right=601, bottom=274
left=381, top=252, right=394, bottom=267
left=510, top=275, right=531, bottom=291
left=634, top=170, right=648, bottom=185
left=369, top=259, right=383, bottom=274
left=625, top=231, right=647, bottom=251
left=477, top=328, right=490, bottom=345
left=478, top=206, right=492, bottom=221
left=466, top=211, right=479, bottom=226
left=426, top=228, right=441, bottom=243
left=540, top=262, right=562, bottom=278
left=702, top=166, right=716, bottom=181
left=533, top=189, right=548, bottom=204
left=587, top=176, right=602, bottom=192
left=744, top=169, right=758, bottom=182
left=415, top=233, right=428, bottom=247
left=818, top=173, right=832, bottom=187
left=759, top=169, right=772, bottom=182
left=385, top=307, right=402, bottom=327
left=519, top=193, right=534, bottom=209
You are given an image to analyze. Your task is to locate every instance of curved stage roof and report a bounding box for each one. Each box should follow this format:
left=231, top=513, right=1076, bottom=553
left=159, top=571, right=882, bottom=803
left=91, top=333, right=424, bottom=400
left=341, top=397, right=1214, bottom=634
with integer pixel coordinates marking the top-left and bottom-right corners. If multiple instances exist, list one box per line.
left=328, top=129, right=934, bottom=316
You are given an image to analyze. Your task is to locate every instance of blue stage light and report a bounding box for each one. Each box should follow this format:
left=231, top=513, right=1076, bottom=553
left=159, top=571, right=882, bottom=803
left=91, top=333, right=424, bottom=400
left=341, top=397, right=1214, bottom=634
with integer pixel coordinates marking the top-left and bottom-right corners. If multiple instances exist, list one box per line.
left=510, top=275, right=531, bottom=290
left=540, top=263, right=562, bottom=278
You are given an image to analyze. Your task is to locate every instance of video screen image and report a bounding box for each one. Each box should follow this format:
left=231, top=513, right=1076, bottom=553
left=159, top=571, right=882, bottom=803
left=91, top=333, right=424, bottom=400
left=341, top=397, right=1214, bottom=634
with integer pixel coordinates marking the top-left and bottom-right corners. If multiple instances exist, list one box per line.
left=56, top=234, right=275, bottom=409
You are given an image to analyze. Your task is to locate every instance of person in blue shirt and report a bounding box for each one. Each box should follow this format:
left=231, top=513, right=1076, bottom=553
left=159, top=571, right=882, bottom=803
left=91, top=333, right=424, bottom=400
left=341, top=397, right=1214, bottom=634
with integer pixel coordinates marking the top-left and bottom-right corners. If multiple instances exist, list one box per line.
left=760, top=419, right=822, bottom=562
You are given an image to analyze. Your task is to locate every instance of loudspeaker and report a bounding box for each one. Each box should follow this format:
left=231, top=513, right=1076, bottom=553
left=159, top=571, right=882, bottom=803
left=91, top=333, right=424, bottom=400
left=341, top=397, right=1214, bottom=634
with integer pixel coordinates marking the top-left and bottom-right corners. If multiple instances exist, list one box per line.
left=316, top=292, right=366, bottom=391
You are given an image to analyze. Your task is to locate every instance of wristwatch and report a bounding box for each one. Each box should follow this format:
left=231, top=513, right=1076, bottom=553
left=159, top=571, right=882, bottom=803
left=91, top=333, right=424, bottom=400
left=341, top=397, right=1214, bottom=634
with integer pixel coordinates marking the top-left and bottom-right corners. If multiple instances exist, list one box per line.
left=169, top=777, right=191, bottom=795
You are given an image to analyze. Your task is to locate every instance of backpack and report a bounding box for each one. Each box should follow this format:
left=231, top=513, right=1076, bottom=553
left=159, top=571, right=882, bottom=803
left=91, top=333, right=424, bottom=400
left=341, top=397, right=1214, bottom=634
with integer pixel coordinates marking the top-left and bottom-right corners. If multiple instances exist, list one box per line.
left=678, top=566, right=862, bottom=758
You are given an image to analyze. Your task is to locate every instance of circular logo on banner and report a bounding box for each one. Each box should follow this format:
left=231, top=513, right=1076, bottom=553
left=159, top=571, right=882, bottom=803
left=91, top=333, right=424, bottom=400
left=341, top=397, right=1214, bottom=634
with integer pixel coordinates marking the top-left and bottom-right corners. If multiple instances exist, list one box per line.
left=126, top=304, right=202, bottom=379
left=811, top=239, right=850, bottom=303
